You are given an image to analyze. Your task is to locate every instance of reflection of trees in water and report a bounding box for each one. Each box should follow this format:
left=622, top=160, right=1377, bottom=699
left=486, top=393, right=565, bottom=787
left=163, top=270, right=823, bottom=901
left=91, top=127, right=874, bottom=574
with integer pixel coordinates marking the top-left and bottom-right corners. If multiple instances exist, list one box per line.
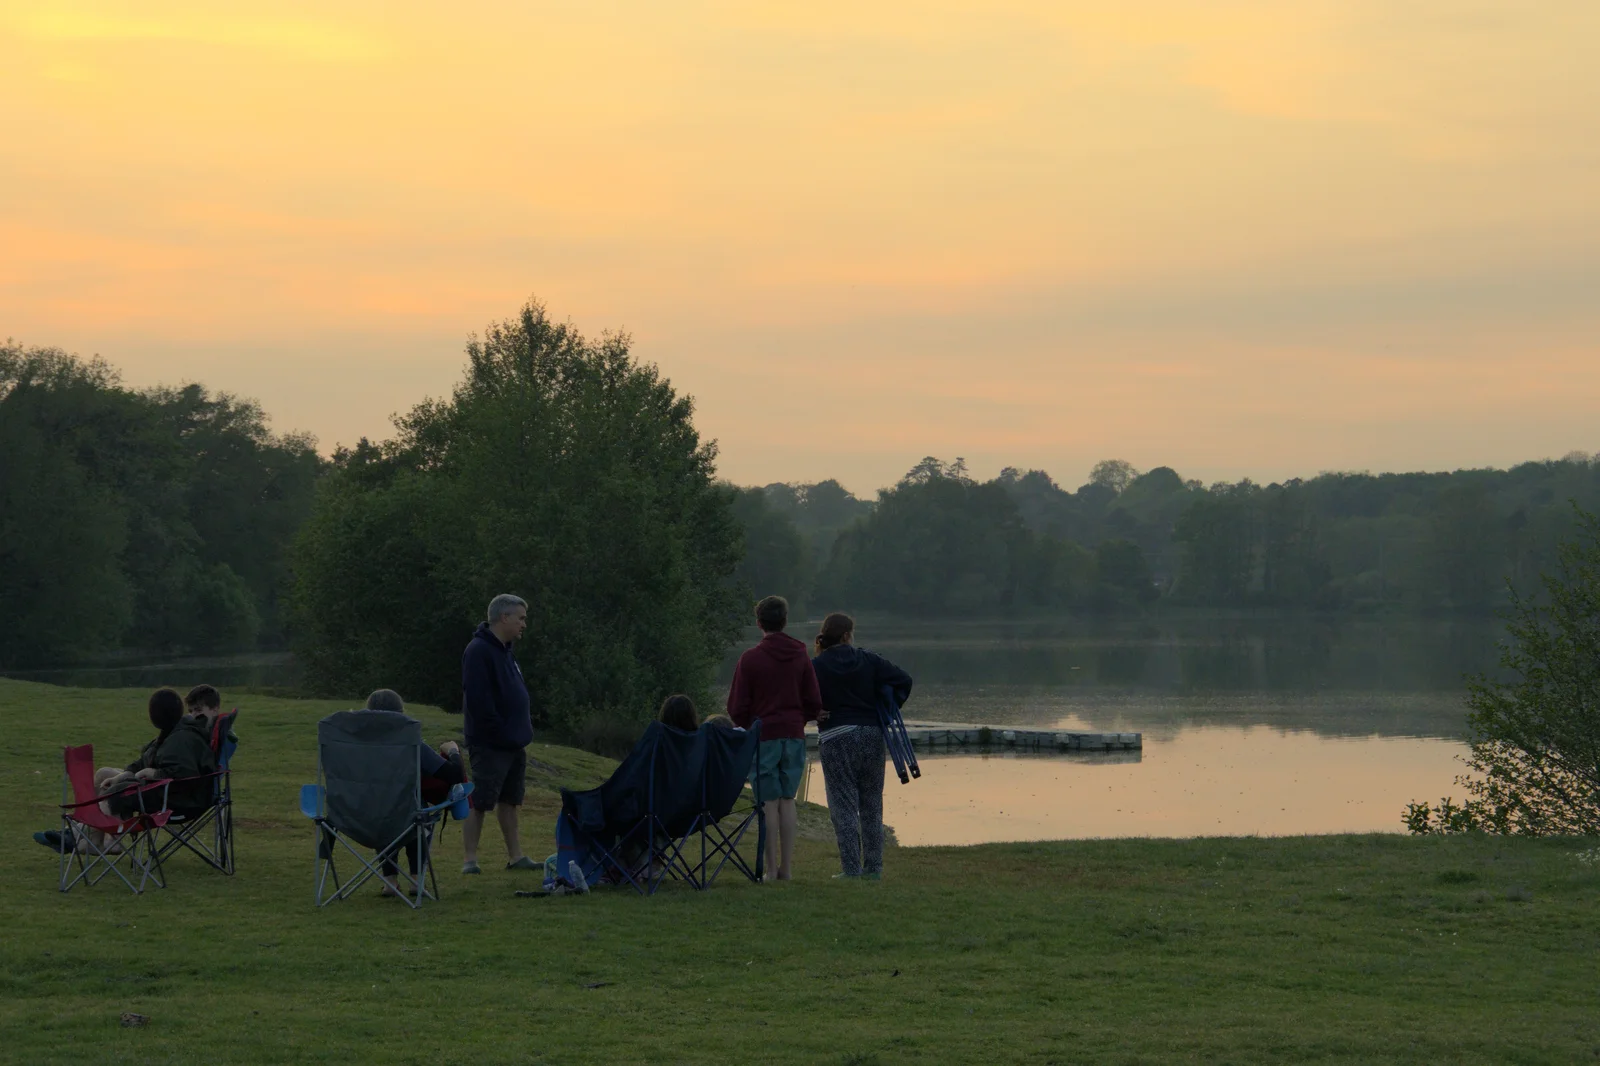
left=903, top=688, right=1470, bottom=741
left=823, top=615, right=1503, bottom=696
left=714, top=614, right=1497, bottom=739
left=4, top=653, right=301, bottom=691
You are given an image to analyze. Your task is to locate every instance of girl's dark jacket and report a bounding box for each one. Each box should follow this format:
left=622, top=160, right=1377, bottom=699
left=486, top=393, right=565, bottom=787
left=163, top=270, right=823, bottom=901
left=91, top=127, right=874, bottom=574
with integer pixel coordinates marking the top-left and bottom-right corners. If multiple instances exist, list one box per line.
left=126, top=716, right=219, bottom=812
left=810, top=645, right=913, bottom=731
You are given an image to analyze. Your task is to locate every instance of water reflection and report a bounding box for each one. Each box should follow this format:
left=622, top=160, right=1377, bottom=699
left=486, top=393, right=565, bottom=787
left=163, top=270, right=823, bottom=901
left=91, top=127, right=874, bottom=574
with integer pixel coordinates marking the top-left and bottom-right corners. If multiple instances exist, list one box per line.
left=832, top=616, right=1504, bottom=695
left=807, top=726, right=1469, bottom=845
left=721, top=615, right=1498, bottom=740
left=1, top=653, right=300, bottom=691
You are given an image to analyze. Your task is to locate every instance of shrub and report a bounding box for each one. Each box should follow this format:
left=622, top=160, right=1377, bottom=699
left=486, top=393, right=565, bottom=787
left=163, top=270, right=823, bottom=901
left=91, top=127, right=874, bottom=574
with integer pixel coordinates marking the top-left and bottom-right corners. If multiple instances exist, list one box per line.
left=1406, top=505, right=1600, bottom=835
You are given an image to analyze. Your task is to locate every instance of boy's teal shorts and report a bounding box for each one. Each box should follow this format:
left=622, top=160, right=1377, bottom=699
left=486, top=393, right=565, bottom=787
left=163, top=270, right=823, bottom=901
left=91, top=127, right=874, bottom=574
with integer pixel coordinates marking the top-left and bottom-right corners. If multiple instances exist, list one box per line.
left=751, top=737, right=806, bottom=801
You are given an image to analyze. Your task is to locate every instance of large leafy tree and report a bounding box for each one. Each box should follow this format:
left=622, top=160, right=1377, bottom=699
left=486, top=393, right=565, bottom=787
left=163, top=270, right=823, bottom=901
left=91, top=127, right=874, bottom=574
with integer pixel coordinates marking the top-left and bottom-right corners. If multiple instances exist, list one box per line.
left=289, top=300, right=744, bottom=734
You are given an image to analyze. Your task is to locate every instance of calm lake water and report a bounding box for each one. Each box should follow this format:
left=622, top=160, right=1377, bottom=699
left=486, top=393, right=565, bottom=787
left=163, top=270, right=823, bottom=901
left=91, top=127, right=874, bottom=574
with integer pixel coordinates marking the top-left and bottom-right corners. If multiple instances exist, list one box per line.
left=766, top=615, right=1492, bottom=845
left=6, top=614, right=1495, bottom=844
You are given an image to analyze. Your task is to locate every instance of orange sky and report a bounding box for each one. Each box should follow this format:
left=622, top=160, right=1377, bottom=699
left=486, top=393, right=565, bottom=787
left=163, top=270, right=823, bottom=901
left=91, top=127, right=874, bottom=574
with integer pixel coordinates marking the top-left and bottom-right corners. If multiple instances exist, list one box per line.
left=4, top=2, right=1597, bottom=492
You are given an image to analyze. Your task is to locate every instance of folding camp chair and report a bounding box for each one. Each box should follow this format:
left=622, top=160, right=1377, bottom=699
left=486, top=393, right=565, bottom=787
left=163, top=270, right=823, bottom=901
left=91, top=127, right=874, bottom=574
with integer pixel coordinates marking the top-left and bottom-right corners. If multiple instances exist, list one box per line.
left=55, top=745, right=171, bottom=895
left=298, top=711, right=472, bottom=909
left=558, top=720, right=764, bottom=895
left=155, top=709, right=239, bottom=874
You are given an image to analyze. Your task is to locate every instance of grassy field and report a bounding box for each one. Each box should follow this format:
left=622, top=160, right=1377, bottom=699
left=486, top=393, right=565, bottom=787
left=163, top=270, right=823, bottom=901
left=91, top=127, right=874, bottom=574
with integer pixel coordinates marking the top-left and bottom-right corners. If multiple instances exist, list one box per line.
left=2, top=677, right=1598, bottom=1065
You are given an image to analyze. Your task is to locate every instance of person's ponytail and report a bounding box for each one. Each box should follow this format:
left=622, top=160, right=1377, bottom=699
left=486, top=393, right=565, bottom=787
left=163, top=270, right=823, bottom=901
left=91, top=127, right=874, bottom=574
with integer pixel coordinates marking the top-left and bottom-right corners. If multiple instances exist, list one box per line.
left=814, top=612, right=855, bottom=655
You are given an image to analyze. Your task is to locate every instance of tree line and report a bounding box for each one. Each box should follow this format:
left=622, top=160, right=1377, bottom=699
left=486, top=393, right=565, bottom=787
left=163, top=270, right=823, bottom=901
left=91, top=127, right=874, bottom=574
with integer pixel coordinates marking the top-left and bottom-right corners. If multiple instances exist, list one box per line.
left=734, top=454, right=1600, bottom=616
left=1, top=343, right=320, bottom=667
left=5, top=318, right=1598, bottom=685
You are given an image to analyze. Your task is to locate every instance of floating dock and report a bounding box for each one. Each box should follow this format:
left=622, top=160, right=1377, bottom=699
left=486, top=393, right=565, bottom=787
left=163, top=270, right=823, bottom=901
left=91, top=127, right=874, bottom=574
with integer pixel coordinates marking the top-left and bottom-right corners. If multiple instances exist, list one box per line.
left=805, top=723, right=1141, bottom=753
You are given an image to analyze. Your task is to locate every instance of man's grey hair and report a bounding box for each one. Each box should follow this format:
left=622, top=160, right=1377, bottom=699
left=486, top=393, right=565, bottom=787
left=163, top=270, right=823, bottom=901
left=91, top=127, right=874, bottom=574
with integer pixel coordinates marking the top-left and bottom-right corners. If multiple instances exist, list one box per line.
left=364, top=688, right=405, bottom=713
left=487, top=593, right=528, bottom=624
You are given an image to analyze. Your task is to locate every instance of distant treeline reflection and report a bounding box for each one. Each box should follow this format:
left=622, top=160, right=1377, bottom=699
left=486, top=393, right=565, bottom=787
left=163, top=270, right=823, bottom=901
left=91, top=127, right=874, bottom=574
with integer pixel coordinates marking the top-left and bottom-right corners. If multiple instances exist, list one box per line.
left=722, top=616, right=1503, bottom=696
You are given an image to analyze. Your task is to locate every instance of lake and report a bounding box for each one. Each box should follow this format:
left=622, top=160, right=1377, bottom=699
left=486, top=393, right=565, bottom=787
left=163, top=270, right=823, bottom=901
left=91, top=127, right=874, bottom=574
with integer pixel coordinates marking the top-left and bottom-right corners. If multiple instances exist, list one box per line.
left=764, top=615, right=1493, bottom=844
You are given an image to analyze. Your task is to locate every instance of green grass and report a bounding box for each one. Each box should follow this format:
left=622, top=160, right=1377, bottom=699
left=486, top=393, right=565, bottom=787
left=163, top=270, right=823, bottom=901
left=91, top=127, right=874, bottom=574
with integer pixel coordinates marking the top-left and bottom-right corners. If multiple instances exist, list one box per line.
left=3, top=678, right=1598, bottom=1065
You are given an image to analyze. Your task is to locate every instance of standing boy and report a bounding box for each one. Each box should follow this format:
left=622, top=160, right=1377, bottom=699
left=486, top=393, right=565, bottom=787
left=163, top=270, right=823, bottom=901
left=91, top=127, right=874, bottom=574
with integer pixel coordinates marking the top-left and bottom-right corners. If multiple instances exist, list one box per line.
left=727, top=595, right=822, bottom=881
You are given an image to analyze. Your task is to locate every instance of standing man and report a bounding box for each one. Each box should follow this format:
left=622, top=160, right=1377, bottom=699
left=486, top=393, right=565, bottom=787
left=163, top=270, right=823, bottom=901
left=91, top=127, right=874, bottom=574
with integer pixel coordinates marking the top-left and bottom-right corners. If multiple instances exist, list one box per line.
left=461, top=593, right=537, bottom=874
left=728, top=595, right=823, bottom=881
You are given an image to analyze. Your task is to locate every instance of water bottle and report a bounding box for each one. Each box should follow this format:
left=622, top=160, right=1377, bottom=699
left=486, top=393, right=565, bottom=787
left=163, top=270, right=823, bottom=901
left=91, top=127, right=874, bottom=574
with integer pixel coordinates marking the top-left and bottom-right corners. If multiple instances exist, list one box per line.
left=568, top=860, right=590, bottom=894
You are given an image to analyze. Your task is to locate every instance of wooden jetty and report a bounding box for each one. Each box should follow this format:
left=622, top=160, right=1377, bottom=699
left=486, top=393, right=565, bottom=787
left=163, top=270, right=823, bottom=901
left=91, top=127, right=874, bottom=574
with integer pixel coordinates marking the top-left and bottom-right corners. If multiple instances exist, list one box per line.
left=805, top=723, right=1141, bottom=753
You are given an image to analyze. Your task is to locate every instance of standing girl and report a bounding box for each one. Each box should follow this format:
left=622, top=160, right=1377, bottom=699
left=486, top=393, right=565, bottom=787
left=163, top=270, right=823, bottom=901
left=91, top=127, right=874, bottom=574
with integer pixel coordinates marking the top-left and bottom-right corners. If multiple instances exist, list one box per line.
left=811, top=613, right=912, bottom=879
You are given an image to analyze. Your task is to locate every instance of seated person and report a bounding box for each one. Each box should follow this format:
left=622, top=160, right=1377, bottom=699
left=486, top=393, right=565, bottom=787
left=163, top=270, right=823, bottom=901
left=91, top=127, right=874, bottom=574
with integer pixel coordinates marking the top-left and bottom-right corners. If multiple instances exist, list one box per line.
left=658, top=693, right=699, bottom=732
left=184, top=683, right=231, bottom=734
left=184, top=683, right=241, bottom=760
left=701, top=713, right=741, bottom=731
left=360, top=688, right=465, bottom=895
left=185, top=683, right=221, bottom=726
left=613, top=695, right=700, bottom=877
left=33, top=689, right=217, bottom=853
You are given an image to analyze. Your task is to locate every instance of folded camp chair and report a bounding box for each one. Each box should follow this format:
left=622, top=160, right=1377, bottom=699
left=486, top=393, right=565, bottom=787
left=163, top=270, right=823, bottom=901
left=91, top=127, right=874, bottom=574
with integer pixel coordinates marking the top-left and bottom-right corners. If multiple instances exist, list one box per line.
left=298, top=711, right=472, bottom=909
left=155, top=709, right=239, bottom=874
left=558, top=719, right=764, bottom=895
left=56, top=745, right=171, bottom=895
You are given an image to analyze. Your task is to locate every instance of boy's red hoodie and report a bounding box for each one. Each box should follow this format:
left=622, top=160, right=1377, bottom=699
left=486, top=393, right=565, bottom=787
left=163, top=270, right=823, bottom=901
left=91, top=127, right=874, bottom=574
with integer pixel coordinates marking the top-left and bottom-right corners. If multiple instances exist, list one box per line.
left=726, top=631, right=823, bottom=740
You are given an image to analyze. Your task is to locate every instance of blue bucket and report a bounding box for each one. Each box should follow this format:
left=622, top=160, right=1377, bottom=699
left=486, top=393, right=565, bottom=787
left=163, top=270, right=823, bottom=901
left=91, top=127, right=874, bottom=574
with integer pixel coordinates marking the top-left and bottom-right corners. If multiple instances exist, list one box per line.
left=450, top=783, right=474, bottom=820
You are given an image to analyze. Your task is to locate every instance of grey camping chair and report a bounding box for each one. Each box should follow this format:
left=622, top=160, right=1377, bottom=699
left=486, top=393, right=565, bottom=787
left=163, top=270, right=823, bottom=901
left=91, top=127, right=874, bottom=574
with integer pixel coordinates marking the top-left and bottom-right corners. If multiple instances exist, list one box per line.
left=298, top=710, right=472, bottom=909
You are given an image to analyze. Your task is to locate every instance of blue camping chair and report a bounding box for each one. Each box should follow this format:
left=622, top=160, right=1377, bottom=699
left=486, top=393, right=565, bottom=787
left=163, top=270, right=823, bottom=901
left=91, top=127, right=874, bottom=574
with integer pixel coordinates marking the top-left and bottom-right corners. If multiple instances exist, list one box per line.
left=558, top=719, right=764, bottom=895
left=299, top=710, right=473, bottom=909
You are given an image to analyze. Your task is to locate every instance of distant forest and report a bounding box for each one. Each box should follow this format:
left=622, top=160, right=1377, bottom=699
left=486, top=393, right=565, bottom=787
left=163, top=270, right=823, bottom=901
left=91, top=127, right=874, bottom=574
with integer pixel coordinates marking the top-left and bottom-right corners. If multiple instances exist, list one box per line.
left=5, top=341, right=1599, bottom=667
left=735, top=455, right=1600, bottom=616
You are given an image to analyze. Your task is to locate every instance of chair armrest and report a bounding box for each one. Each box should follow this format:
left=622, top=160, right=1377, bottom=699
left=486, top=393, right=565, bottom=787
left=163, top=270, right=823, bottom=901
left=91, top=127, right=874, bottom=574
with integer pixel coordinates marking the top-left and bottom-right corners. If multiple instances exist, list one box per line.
left=60, top=777, right=173, bottom=810
left=419, top=781, right=474, bottom=816
left=166, top=770, right=225, bottom=786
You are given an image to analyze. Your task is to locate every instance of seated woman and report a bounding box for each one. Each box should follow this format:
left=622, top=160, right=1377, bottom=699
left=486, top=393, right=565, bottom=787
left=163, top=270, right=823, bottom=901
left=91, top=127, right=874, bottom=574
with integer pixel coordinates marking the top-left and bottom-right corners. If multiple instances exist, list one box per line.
left=361, top=688, right=465, bottom=895
left=33, top=688, right=217, bottom=854
left=658, top=693, right=699, bottom=732
left=551, top=695, right=703, bottom=891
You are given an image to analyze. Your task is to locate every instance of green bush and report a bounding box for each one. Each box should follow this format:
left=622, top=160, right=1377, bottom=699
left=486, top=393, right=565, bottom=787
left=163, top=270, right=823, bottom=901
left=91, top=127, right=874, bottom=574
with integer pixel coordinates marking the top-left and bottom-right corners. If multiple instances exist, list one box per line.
left=1406, top=504, right=1600, bottom=835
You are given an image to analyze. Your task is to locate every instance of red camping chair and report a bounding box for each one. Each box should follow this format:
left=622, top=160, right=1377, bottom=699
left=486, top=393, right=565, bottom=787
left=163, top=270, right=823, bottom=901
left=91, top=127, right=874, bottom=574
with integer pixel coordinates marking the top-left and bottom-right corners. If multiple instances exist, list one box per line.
left=154, top=710, right=238, bottom=874
left=57, top=745, right=172, bottom=895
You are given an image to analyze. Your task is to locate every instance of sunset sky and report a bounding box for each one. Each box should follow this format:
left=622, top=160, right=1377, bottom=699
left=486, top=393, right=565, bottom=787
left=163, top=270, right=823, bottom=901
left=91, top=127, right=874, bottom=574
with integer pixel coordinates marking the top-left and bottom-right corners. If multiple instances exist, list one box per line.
left=4, top=2, right=1597, bottom=493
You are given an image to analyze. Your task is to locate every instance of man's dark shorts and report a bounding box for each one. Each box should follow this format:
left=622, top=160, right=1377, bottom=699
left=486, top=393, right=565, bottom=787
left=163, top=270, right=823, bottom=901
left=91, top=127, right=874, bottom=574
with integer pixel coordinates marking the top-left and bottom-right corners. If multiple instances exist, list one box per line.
left=467, top=746, right=526, bottom=812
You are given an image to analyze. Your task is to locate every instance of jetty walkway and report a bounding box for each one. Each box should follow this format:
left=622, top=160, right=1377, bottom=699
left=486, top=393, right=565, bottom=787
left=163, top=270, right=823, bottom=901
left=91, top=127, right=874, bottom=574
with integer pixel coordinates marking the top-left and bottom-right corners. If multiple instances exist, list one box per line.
left=804, top=722, right=1142, bottom=753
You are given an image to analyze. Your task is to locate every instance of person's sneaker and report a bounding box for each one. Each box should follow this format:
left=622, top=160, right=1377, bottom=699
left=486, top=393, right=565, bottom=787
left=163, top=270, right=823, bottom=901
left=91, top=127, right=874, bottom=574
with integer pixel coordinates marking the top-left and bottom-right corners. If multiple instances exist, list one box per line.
left=33, top=830, right=68, bottom=853
left=568, top=861, right=590, bottom=894
left=861, top=871, right=882, bottom=881
left=461, top=860, right=482, bottom=875
left=506, top=856, right=540, bottom=871
left=832, top=872, right=859, bottom=880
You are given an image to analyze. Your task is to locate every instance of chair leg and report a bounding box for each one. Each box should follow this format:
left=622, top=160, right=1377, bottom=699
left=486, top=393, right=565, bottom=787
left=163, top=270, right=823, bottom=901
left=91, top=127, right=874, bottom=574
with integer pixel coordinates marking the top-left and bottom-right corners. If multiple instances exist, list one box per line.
left=141, top=829, right=167, bottom=891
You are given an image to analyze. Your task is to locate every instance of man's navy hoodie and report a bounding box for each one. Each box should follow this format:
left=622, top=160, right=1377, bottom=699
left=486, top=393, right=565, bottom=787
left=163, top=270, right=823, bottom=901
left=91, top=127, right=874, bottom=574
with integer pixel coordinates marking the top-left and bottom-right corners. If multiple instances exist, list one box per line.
left=811, top=644, right=913, bottom=731
left=461, top=622, right=533, bottom=750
